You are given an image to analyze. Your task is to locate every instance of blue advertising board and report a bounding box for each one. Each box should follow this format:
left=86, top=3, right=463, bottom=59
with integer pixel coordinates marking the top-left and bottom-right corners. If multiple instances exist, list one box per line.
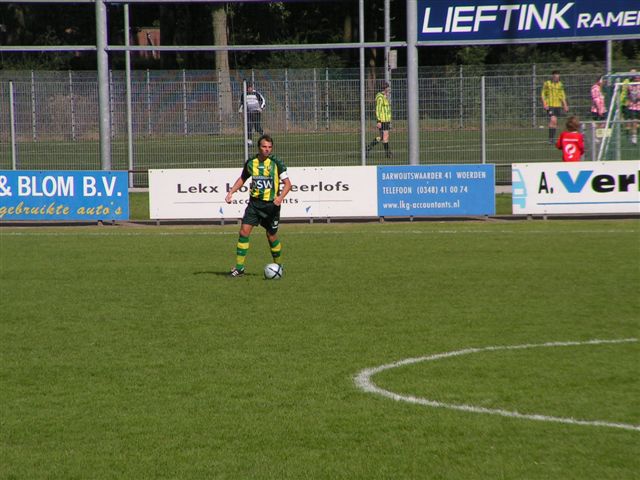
left=377, top=165, right=495, bottom=217
left=0, top=171, right=129, bottom=221
left=418, top=0, right=640, bottom=45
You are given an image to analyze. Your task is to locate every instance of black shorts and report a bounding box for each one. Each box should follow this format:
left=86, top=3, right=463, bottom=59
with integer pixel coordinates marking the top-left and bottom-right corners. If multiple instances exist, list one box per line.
left=379, top=122, right=391, bottom=132
left=242, top=198, right=281, bottom=234
left=627, top=109, right=640, bottom=120
left=592, top=113, right=605, bottom=122
left=546, top=107, right=563, bottom=118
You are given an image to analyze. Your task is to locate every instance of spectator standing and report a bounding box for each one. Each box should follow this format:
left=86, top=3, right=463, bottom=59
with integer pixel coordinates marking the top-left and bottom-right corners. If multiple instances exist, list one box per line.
left=239, top=83, right=266, bottom=145
left=556, top=116, right=584, bottom=162
left=541, top=70, right=569, bottom=145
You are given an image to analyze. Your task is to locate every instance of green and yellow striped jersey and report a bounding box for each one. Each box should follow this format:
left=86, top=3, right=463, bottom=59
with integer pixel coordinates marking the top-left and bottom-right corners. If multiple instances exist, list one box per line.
left=375, top=91, right=391, bottom=123
left=241, top=155, right=288, bottom=202
left=620, top=78, right=630, bottom=103
left=541, top=80, right=566, bottom=107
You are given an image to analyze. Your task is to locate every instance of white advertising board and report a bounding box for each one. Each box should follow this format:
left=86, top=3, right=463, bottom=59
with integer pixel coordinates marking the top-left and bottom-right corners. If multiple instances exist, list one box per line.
left=149, top=166, right=377, bottom=220
left=511, top=161, right=640, bottom=215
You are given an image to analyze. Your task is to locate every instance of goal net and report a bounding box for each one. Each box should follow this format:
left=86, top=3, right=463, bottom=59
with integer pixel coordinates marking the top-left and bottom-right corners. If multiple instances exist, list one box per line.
left=597, top=73, right=640, bottom=161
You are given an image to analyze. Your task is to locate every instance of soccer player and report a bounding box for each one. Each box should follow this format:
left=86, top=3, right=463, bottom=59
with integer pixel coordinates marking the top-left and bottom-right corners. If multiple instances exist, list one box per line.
left=626, top=72, right=640, bottom=145
left=590, top=76, right=607, bottom=126
left=618, top=69, right=635, bottom=139
left=366, top=82, right=392, bottom=159
left=239, top=83, right=266, bottom=145
left=556, top=116, right=584, bottom=162
left=225, top=134, right=292, bottom=278
left=541, top=71, right=569, bottom=145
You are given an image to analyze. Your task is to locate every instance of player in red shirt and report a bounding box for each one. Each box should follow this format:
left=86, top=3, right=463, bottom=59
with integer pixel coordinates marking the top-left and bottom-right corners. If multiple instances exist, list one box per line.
left=555, top=116, right=584, bottom=162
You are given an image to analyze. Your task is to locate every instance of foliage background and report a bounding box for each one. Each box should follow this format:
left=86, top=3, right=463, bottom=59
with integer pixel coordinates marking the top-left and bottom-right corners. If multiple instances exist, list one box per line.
left=0, top=1, right=638, bottom=71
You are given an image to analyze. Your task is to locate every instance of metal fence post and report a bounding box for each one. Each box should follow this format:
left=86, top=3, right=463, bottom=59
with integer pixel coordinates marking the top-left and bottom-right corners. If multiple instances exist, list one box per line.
left=325, top=68, right=329, bottom=130
left=124, top=3, right=134, bottom=187
left=459, top=65, right=464, bottom=129
left=532, top=63, right=537, bottom=128
left=69, top=70, right=76, bottom=141
left=96, top=0, right=112, bottom=169
left=313, top=68, right=318, bottom=132
left=481, top=76, right=486, bottom=164
left=31, top=70, right=37, bottom=141
left=589, top=123, right=596, bottom=161
left=285, top=69, right=290, bottom=132
left=217, top=70, right=222, bottom=128
left=146, top=69, right=152, bottom=136
left=9, top=81, right=17, bottom=169
left=182, top=68, right=188, bottom=136
left=109, top=69, right=115, bottom=139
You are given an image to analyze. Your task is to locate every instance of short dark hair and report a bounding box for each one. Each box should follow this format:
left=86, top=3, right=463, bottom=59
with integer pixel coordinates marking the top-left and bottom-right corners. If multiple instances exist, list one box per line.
left=258, top=134, right=273, bottom=146
left=552, top=70, right=560, bottom=75
left=566, top=116, right=580, bottom=132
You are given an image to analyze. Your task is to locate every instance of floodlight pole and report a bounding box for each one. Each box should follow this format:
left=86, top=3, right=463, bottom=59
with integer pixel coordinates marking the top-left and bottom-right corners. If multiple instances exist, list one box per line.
left=384, top=0, right=390, bottom=85
left=406, top=0, right=419, bottom=165
left=96, top=0, right=112, bottom=170
left=124, top=4, right=134, bottom=186
left=359, top=0, right=366, bottom=166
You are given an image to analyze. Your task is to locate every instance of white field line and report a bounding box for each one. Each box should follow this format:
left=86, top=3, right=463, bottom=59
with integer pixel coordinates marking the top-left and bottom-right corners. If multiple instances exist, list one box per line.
left=1, top=229, right=638, bottom=237
left=354, top=338, right=640, bottom=432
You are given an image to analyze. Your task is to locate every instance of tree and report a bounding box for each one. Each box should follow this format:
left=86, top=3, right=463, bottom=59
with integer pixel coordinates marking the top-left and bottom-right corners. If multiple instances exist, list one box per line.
left=212, top=4, right=233, bottom=116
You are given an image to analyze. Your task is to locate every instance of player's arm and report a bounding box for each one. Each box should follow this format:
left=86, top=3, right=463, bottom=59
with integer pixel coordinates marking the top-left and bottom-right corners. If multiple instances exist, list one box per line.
left=561, top=88, right=569, bottom=111
left=258, top=92, right=266, bottom=110
left=225, top=174, right=248, bottom=203
left=274, top=174, right=291, bottom=207
left=375, top=96, right=383, bottom=124
left=541, top=82, right=549, bottom=109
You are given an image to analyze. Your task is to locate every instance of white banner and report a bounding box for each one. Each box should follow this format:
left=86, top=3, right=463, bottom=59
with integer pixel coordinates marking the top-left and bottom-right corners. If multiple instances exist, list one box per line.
left=149, top=166, right=377, bottom=220
left=511, top=161, right=640, bottom=215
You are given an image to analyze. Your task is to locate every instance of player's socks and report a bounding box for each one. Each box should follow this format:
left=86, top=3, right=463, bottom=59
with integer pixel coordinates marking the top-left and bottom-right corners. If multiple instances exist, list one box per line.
left=235, top=235, right=249, bottom=270
left=366, top=139, right=378, bottom=152
left=383, top=142, right=391, bottom=157
left=549, top=128, right=556, bottom=143
left=269, top=238, right=282, bottom=264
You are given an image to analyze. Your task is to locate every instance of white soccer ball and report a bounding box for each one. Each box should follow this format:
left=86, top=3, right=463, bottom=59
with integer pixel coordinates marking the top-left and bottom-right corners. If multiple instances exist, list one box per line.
left=247, top=139, right=253, bottom=146
left=264, top=263, right=283, bottom=280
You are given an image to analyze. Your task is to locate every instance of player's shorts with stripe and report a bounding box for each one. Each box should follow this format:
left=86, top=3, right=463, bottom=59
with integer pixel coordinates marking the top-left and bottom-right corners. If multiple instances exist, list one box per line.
left=242, top=198, right=281, bottom=234
left=379, top=122, right=391, bottom=131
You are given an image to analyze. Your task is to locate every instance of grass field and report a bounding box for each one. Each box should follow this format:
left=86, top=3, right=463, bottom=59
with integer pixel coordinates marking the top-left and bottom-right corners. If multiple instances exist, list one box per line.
left=6, top=126, right=638, bottom=186
left=1, top=219, right=639, bottom=479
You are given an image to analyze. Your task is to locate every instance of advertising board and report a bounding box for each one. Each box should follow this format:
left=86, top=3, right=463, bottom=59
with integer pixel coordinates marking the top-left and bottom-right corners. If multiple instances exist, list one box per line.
left=418, top=0, right=640, bottom=45
left=378, top=165, right=495, bottom=216
left=0, top=170, right=129, bottom=221
left=511, top=161, right=640, bottom=214
left=148, top=167, right=378, bottom=219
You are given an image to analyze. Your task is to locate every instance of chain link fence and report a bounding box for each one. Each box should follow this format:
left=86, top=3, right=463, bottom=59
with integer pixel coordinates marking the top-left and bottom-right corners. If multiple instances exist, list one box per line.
left=2, top=62, right=638, bottom=185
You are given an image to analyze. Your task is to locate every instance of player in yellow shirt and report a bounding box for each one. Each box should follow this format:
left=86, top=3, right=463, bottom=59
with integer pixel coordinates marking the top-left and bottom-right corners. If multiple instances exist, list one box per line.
left=366, top=82, right=392, bottom=158
left=541, top=71, right=569, bottom=144
left=225, top=135, right=292, bottom=277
